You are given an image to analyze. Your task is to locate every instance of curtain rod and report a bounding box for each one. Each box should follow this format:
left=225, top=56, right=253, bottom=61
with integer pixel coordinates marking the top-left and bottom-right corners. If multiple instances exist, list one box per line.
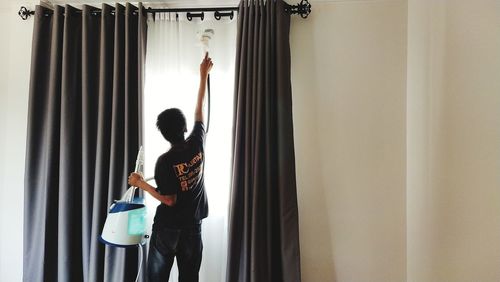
left=18, top=0, right=311, bottom=20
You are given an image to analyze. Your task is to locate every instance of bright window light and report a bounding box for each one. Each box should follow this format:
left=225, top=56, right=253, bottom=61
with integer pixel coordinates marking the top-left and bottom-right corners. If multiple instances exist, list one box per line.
left=143, top=14, right=236, bottom=281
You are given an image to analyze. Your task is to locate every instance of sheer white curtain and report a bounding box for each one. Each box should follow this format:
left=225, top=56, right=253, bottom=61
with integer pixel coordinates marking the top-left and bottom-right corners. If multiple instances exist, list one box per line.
left=144, top=12, right=236, bottom=282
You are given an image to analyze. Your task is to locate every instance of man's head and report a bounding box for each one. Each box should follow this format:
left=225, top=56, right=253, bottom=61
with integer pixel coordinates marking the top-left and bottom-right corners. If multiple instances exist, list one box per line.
left=156, top=108, right=187, bottom=144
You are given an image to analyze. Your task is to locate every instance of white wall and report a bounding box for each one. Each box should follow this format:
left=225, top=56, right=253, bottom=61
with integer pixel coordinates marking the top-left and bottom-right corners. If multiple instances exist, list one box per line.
left=291, top=1, right=408, bottom=281
left=0, top=1, right=34, bottom=281
left=407, top=0, right=500, bottom=281
left=294, top=0, right=500, bottom=281
left=406, top=0, right=447, bottom=280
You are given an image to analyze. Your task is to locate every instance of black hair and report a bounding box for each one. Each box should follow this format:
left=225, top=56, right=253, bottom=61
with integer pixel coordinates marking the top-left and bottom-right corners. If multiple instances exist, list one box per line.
left=156, top=108, right=187, bottom=143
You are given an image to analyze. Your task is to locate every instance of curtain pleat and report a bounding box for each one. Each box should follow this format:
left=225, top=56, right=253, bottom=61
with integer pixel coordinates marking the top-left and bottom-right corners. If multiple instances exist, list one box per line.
left=81, top=5, right=100, bottom=282
left=227, top=1, right=301, bottom=281
left=24, top=3, right=147, bottom=282
left=58, top=5, right=83, bottom=281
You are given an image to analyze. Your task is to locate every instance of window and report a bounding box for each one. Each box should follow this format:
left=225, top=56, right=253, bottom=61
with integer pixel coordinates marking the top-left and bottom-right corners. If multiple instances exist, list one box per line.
left=143, top=13, right=236, bottom=281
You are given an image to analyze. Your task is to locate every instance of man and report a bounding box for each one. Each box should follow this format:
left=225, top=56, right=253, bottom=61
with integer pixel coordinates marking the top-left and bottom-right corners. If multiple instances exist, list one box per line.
left=128, top=53, right=213, bottom=282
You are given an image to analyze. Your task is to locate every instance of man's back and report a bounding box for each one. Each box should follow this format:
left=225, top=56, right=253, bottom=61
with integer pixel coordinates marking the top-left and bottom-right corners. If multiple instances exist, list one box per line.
left=153, top=121, right=208, bottom=229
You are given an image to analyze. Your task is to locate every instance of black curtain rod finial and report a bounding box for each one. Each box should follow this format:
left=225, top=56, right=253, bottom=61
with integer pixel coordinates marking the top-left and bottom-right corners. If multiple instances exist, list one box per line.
left=18, top=6, right=35, bottom=20
left=286, top=0, right=312, bottom=18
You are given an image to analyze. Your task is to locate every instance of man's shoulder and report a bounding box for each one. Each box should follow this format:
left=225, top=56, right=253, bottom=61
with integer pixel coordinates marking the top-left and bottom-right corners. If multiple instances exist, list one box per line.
left=157, top=146, right=194, bottom=165
left=156, top=151, right=173, bottom=166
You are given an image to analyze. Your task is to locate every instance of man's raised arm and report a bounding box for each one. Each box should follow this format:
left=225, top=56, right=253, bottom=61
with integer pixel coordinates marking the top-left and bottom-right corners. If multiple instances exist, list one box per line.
left=195, top=53, right=213, bottom=123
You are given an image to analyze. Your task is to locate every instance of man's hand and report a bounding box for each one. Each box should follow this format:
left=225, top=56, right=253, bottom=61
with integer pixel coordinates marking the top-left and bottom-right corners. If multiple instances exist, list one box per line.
left=128, top=172, right=144, bottom=188
left=200, top=52, right=213, bottom=78
left=128, top=173, right=176, bottom=206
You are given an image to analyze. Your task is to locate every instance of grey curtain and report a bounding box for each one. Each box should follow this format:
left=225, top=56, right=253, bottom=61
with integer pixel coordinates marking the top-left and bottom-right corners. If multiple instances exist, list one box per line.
left=227, top=0, right=301, bottom=281
left=24, top=3, right=147, bottom=282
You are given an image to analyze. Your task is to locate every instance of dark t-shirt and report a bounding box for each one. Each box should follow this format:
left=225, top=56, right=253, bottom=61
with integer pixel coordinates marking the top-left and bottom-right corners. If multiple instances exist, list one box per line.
left=153, top=121, right=208, bottom=230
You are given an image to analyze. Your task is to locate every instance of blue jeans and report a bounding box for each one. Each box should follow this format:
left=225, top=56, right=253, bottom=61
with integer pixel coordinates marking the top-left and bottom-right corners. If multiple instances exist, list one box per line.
left=147, top=224, right=203, bottom=282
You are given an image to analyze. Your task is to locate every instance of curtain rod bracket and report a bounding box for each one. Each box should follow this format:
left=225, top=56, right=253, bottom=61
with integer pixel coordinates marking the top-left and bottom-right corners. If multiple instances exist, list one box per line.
left=18, top=6, right=34, bottom=20
left=187, top=12, right=204, bottom=21
left=215, top=10, right=234, bottom=20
